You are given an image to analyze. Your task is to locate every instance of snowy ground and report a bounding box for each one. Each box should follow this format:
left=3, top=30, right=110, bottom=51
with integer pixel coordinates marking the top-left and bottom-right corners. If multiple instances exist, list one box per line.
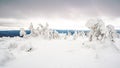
left=0, top=36, right=120, bottom=68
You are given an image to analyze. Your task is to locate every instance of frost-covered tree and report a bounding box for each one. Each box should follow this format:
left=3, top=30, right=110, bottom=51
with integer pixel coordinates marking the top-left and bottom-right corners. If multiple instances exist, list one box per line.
left=77, top=31, right=81, bottom=37
left=80, top=31, right=86, bottom=38
left=39, top=24, right=44, bottom=35
left=86, top=19, right=106, bottom=41
left=29, top=23, right=34, bottom=31
left=73, top=31, right=78, bottom=40
left=48, top=29, right=54, bottom=39
left=28, top=23, right=40, bottom=37
left=38, top=23, right=52, bottom=39
left=64, top=31, right=73, bottom=40
left=34, top=27, right=40, bottom=36
left=67, top=31, right=72, bottom=37
left=20, top=28, right=26, bottom=38
left=39, top=23, right=48, bottom=35
left=52, top=30, right=60, bottom=39
left=64, top=34, right=67, bottom=40
left=29, top=23, right=35, bottom=36
left=37, top=27, right=40, bottom=34
left=106, top=25, right=118, bottom=42
left=43, top=23, right=50, bottom=39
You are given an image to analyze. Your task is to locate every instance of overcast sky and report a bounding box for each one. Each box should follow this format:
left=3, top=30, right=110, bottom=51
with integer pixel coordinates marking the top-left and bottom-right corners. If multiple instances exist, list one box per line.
left=0, top=0, right=120, bottom=30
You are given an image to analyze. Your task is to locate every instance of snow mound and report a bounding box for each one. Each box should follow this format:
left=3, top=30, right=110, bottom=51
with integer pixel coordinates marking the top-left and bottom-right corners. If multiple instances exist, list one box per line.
left=0, top=49, right=14, bottom=66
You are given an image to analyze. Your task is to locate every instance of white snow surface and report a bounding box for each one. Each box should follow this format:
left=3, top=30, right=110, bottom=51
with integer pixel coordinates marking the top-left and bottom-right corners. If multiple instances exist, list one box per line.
left=0, top=36, right=120, bottom=68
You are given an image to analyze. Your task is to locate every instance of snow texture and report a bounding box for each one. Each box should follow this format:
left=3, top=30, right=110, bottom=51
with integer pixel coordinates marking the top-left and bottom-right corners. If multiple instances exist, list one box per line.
left=0, top=19, right=120, bottom=68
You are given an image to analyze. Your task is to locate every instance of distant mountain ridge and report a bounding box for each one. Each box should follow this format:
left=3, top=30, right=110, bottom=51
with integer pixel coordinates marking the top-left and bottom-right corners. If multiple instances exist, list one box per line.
left=0, top=30, right=120, bottom=37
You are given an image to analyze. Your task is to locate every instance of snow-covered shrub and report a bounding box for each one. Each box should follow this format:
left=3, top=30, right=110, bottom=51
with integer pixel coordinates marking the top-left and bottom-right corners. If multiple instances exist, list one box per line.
left=85, top=19, right=106, bottom=41
left=106, top=25, right=118, bottom=42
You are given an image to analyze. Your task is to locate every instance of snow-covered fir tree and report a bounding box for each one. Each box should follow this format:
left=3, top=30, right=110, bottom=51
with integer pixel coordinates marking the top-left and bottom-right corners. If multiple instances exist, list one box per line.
left=86, top=19, right=106, bottom=41
left=20, top=28, right=26, bottom=38
left=105, top=25, right=118, bottom=42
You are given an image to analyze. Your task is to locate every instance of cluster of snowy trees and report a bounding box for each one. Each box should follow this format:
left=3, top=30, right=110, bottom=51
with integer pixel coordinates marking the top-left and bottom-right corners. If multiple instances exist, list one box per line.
left=86, top=18, right=119, bottom=42
left=20, top=23, right=86, bottom=40
left=20, top=23, right=60, bottom=39
left=20, top=18, right=119, bottom=41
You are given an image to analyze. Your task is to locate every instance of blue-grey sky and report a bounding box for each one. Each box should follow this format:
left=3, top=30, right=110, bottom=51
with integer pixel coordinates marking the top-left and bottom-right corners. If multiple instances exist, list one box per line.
left=0, top=0, right=120, bottom=29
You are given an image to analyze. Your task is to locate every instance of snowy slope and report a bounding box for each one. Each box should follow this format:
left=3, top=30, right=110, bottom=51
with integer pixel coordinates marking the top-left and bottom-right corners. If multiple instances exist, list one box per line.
left=0, top=37, right=120, bottom=68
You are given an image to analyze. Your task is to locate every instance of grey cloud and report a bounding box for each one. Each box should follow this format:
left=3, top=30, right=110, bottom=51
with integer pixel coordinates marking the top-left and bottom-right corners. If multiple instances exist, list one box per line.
left=91, top=0, right=120, bottom=17
left=0, top=22, right=21, bottom=27
left=0, top=0, right=120, bottom=19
